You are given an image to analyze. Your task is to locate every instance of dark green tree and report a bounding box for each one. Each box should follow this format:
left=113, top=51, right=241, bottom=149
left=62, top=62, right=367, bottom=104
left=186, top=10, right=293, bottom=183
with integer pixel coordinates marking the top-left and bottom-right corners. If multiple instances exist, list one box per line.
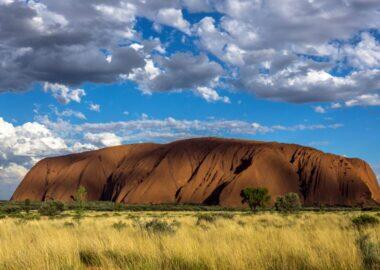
left=38, top=200, right=64, bottom=216
left=274, top=192, right=302, bottom=212
left=240, top=187, right=271, bottom=212
left=24, top=199, right=31, bottom=214
left=73, top=186, right=87, bottom=223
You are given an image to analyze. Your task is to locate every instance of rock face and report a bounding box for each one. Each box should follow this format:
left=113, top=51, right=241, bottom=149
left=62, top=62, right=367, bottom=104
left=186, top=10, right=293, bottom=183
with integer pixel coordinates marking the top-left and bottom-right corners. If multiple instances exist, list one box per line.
left=11, top=137, right=380, bottom=207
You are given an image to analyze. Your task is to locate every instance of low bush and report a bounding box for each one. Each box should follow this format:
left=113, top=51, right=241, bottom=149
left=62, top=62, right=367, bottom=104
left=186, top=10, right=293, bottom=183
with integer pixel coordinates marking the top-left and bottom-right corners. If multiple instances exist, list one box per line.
left=112, top=221, right=127, bottom=231
left=162, top=255, right=211, bottom=270
left=21, top=213, right=41, bottom=221
left=23, top=199, right=31, bottom=213
left=104, top=250, right=140, bottom=267
left=2, top=205, right=22, bottom=215
left=275, top=193, right=302, bottom=213
left=352, top=214, right=379, bottom=228
left=215, top=212, right=235, bottom=219
left=38, top=201, right=65, bottom=216
left=356, top=234, right=380, bottom=269
left=196, top=214, right=217, bottom=225
left=144, top=219, right=176, bottom=234
left=79, top=250, right=102, bottom=267
left=63, top=222, right=75, bottom=228
left=114, top=203, right=126, bottom=211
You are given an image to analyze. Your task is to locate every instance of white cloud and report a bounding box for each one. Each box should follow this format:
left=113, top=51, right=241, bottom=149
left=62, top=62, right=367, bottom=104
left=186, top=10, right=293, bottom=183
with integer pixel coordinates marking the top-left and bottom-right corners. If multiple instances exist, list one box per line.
left=39, top=115, right=344, bottom=144
left=343, top=32, right=380, bottom=69
left=129, top=43, right=144, bottom=51
left=84, top=132, right=122, bottom=147
left=156, top=8, right=191, bottom=34
left=128, top=59, right=161, bottom=86
left=94, top=2, right=136, bottom=24
left=0, top=118, right=67, bottom=159
left=345, top=94, right=380, bottom=107
left=0, top=162, right=28, bottom=200
left=308, top=141, right=330, bottom=147
left=50, top=106, right=86, bottom=120
left=194, top=2, right=380, bottom=105
left=71, top=142, right=98, bottom=152
left=43, top=83, right=86, bottom=104
left=0, top=163, right=28, bottom=185
left=0, top=0, right=13, bottom=5
left=28, top=1, right=68, bottom=33
left=194, top=86, right=230, bottom=103
left=313, top=106, right=326, bottom=114
left=331, top=103, right=342, bottom=109
left=373, top=163, right=380, bottom=182
left=1, top=0, right=379, bottom=107
left=0, top=117, right=68, bottom=198
left=89, top=103, right=100, bottom=112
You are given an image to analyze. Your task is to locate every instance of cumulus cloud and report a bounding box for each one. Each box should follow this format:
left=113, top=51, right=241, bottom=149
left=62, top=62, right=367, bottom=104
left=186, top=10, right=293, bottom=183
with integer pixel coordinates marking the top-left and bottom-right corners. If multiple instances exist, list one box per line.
left=313, top=106, right=326, bottom=114
left=194, top=1, right=380, bottom=104
left=193, top=86, right=230, bottom=103
left=51, top=106, right=86, bottom=120
left=156, top=8, right=190, bottom=34
left=0, top=163, right=28, bottom=185
left=0, top=163, right=28, bottom=200
left=38, top=115, right=344, bottom=144
left=345, top=94, right=380, bottom=107
left=1, top=0, right=379, bottom=106
left=0, top=117, right=68, bottom=197
left=43, top=83, right=85, bottom=104
left=130, top=53, right=224, bottom=93
left=89, top=103, right=100, bottom=112
left=84, top=132, right=122, bottom=147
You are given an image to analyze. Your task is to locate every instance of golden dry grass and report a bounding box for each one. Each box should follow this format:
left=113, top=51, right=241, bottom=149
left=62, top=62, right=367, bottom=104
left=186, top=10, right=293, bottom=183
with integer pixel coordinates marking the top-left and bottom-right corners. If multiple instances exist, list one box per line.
left=0, top=211, right=379, bottom=270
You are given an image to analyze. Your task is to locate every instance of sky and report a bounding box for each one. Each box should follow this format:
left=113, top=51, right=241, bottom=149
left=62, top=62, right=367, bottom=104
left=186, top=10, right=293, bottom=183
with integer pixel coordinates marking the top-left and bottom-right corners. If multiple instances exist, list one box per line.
left=0, top=0, right=379, bottom=199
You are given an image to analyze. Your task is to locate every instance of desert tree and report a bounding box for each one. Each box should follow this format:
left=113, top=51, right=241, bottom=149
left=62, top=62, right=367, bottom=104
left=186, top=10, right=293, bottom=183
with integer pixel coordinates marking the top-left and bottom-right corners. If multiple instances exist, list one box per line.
left=240, top=187, right=271, bottom=212
left=73, top=185, right=87, bottom=223
left=274, top=192, right=302, bottom=213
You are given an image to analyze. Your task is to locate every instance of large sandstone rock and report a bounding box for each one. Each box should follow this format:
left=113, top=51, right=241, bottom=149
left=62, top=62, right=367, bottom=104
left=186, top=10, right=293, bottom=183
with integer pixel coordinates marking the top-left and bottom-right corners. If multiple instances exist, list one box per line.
left=11, top=138, right=380, bottom=207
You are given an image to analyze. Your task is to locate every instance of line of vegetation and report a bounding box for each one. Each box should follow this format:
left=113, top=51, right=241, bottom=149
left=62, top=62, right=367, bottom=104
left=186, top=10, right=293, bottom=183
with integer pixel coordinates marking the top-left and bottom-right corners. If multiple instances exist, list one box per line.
left=1, top=186, right=379, bottom=214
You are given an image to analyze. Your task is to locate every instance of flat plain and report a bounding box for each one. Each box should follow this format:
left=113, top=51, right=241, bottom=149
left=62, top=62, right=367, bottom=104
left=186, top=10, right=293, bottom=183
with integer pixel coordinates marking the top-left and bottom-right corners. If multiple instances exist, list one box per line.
left=0, top=210, right=379, bottom=270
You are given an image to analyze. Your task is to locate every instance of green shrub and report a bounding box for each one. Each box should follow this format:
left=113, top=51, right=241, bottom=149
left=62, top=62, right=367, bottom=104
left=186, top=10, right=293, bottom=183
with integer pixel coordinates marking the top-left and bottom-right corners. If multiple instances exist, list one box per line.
left=215, top=212, right=235, bottom=219
left=237, top=220, right=246, bottom=227
left=240, top=187, right=271, bottom=212
left=196, top=214, right=217, bottom=225
left=104, top=250, right=144, bottom=268
left=23, top=199, right=31, bottom=213
left=356, top=234, right=380, bottom=269
left=63, top=222, right=75, bottom=228
left=352, top=214, right=379, bottom=228
left=73, top=186, right=87, bottom=223
left=112, top=221, right=127, bottom=231
left=22, top=213, right=40, bottom=220
left=2, top=205, right=22, bottom=215
left=38, top=201, right=65, bottom=216
left=162, top=255, right=211, bottom=270
left=275, top=193, right=302, bottom=213
left=144, top=219, right=176, bottom=234
left=79, top=250, right=102, bottom=267
left=114, top=203, right=126, bottom=211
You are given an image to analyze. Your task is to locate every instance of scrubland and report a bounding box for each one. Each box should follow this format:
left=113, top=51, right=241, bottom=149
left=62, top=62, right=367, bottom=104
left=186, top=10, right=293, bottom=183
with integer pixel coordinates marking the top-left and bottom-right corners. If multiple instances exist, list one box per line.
left=0, top=210, right=379, bottom=270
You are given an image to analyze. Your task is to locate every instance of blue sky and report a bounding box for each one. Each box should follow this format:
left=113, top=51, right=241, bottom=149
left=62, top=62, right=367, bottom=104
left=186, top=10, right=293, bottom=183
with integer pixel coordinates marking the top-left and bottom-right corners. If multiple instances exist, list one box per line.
left=0, top=0, right=379, bottom=199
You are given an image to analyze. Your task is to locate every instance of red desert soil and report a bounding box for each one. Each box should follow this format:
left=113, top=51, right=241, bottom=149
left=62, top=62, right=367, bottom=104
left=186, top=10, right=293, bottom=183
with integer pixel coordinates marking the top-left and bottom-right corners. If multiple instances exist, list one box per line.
left=11, top=137, right=380, bottom=207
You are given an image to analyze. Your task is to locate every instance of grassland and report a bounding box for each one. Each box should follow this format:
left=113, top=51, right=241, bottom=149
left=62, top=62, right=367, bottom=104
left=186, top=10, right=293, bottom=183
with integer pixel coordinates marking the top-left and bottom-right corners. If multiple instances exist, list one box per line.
left=0, top=210, right=379, bottom=270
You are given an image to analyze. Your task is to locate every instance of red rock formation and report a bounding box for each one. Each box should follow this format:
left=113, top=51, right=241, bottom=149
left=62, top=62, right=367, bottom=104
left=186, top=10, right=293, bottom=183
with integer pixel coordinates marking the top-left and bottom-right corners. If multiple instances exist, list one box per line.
left=11, top=137, right=380, bottom=207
